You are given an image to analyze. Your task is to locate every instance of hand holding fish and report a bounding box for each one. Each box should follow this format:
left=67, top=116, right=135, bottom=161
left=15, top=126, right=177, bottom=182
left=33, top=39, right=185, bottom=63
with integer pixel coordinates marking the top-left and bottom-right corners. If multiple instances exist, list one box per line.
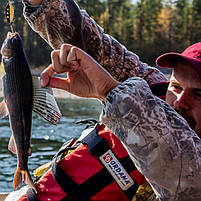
left=41, top=44, right=119, bottom=102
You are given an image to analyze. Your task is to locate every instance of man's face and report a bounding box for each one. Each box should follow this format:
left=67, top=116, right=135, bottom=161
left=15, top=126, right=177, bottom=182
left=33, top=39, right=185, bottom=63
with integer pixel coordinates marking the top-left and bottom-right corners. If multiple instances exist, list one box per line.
left=166, top=61, right=201, bottom=137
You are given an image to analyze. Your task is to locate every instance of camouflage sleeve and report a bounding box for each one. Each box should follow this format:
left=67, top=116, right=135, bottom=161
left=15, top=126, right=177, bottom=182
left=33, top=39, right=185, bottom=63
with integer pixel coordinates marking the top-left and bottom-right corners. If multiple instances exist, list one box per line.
left=22, top=0, right=167, bottom=84
left=101, top=77, right=201, bottom=200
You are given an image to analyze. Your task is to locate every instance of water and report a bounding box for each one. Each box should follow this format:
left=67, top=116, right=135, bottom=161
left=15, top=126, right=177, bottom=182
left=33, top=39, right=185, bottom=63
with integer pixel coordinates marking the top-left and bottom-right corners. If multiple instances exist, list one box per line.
left=0, top=98, right=102, bottom=192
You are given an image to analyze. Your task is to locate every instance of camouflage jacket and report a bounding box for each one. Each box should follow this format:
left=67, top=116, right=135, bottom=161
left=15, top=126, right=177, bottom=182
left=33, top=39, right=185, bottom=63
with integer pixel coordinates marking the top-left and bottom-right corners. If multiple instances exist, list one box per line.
left=23, top=0, right=201, bottom=200
left=101, top=77, right=201, bottom=201
left=22, top=0, right=166, bottom=84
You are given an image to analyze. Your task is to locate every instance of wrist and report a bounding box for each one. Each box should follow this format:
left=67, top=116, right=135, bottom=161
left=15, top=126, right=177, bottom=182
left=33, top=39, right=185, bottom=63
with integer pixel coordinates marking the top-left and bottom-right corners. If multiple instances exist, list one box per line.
left=99, top=80, right=119, bottom=102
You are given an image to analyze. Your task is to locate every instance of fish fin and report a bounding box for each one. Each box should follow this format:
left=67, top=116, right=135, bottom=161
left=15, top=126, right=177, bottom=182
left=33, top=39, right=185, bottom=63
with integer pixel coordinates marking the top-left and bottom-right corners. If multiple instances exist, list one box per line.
left=32, top=76, right=61, bottom=125
left=8, top=135, right=32, bottom=156
left=0, top=61, right=6, bottom=78
left=0, top=100, right=9, bottom=119
left=13, top=168, right=37, bottom=193
left=8, top=134, right=17, bottom=154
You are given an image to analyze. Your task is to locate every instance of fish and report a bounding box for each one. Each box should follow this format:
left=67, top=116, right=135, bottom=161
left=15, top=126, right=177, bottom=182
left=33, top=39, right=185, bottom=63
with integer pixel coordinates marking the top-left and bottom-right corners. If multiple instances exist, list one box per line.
left=0, top=32, right=61, bottom=192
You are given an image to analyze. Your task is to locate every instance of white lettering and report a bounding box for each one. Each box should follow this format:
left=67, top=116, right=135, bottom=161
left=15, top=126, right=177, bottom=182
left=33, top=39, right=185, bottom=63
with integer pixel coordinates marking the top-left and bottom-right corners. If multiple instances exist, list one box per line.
left=99, top=150, right=134, bottom=191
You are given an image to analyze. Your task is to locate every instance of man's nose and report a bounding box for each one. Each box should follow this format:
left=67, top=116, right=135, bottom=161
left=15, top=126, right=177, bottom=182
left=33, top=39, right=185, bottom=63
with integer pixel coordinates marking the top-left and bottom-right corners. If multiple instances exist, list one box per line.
left=173, top=91, right=191, bottom=110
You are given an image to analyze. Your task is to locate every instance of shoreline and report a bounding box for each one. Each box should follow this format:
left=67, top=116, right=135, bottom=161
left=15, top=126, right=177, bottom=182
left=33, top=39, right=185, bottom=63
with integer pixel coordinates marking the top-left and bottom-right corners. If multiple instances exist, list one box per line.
left=52, top=88, right=81, bottom=99
left=0, top=88, right=80, bottom=99
left=0, top=79, right=80, bottom=99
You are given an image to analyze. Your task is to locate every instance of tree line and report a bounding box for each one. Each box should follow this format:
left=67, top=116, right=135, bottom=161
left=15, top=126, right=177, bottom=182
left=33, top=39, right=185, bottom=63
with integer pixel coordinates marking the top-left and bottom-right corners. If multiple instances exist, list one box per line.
left=0, top=0, right=201, bottom=70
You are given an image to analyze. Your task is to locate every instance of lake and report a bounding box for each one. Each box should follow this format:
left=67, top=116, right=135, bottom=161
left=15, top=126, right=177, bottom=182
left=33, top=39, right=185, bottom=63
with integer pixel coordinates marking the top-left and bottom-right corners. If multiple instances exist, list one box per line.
left=0, top=98, right=102, bottom=192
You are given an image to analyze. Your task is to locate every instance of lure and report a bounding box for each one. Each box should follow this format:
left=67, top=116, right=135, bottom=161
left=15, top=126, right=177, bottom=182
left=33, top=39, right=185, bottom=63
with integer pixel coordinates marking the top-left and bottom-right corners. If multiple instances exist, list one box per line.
left=5, top=1, right=15, bottom=32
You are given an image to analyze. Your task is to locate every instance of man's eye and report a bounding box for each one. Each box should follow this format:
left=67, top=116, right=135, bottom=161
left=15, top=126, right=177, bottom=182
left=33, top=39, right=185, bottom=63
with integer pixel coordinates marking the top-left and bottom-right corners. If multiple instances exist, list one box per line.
left=194, top=91, right=201, bottom=98
left=171, top=85, right=182, bottom=92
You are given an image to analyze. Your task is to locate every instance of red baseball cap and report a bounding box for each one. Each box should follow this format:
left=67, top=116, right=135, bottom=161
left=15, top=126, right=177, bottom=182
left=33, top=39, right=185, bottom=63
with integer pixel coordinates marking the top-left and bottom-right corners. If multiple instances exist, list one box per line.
left=156, top=42, right=201, bottom=75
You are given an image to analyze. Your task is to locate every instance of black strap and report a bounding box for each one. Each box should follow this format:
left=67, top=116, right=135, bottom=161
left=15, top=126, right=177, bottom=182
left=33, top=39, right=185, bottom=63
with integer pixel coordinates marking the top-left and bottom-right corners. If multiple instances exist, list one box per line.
left=119, top=156, right=139, bottom=200
left=61, top=167, right=113, bottom=201
left=27, top=188, right=40, bottom=201
left=57, top=156, right=137, bottom=201
left=53, top=138, right=78, bottom=162
left=81, top=125, right=109, bottom=157
left=149, top=82, right=169, bottom=97
left=52, top=161, right=79, bottom=195
left=26, top=155, right=138, bottom=201
left=27, top=125, right=139, bottom=201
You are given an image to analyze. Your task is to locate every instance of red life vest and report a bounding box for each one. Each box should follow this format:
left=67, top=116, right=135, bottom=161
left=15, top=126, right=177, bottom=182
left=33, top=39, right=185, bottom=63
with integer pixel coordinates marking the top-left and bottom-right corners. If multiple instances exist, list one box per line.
left=18, top=81, right=169, bottom=201
left=18, top=123, right=146, bottom=201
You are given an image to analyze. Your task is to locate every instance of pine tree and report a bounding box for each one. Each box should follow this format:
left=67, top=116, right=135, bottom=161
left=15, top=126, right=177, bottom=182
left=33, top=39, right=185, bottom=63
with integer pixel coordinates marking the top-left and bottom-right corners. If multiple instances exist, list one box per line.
left=173, top=0, right=191, bottom=51
left=191, top=0, right=201, bottom=43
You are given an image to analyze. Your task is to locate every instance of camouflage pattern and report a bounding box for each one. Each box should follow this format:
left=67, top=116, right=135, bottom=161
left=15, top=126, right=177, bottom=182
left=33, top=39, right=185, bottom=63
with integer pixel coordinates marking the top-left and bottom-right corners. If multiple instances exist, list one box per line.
left=22, top=0, right=201, bottom=200
left=101, top=77, right=201, bottom=201
left=22, top=0, right=167, bottom=84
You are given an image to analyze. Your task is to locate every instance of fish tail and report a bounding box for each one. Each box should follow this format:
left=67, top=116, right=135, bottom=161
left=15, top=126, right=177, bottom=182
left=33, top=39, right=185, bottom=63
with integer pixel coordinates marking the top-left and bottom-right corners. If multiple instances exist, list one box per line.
left=13, top=167, right=22, bottom=190
left=13, top=168, right=37, bottom=193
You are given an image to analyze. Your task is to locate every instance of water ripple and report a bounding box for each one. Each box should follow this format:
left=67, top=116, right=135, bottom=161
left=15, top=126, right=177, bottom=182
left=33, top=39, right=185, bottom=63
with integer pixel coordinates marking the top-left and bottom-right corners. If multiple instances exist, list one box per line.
left=0, top=98, right=101, bottom=192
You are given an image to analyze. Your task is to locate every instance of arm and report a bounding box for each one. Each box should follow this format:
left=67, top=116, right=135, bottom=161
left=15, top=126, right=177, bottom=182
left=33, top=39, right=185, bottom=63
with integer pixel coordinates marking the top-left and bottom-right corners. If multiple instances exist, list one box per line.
left=41, top=44, right=201, bottom=199
left=101, top=77, right=201, bottom=200
left=22, top=0, right=167, bottom=84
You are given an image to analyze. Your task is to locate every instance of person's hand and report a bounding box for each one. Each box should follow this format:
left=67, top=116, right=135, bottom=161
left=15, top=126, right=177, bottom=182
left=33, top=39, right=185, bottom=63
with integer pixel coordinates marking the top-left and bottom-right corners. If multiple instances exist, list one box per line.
left=40, top=44, right=119, bottom=102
